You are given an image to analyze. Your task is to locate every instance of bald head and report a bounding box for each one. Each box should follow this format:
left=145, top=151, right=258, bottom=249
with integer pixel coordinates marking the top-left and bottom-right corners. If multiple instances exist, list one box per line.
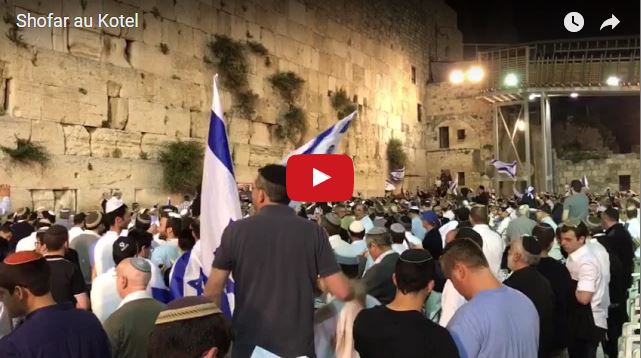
left=116, top=257, right=151, bottom=298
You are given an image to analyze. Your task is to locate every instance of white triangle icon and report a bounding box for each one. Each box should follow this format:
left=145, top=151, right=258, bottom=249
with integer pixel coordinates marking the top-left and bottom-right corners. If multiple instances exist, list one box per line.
left=312, top=168, right=331, bottom=187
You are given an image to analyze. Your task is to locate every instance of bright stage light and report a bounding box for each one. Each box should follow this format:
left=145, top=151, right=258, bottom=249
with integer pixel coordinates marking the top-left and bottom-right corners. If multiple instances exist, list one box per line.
left=504, top=73, right=519, bottom=87
left=449, top=69, right=465, bottom=85
left=606, top=76, right=620, bottom=86
left=466, top=66, right=485, bottom=83
left=570, top=92, right=579, bottom=98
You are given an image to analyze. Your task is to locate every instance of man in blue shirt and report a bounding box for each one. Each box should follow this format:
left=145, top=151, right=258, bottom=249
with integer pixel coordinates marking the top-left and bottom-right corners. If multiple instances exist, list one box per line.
left=440, top=238, right=539, bottom=358
left=0, top=251, right=111, bottom=357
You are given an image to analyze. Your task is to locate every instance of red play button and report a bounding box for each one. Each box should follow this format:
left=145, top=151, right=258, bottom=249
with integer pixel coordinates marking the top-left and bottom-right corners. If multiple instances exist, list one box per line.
left=286, top=154, right=354, bottom=202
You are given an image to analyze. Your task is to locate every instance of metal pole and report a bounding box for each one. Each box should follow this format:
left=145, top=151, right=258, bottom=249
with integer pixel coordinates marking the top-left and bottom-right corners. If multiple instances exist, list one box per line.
left=524, top=97, right=531, bottom=187
left=544, top=95, right=554, bottom=191
left=493, top=104, right=500, bottom=195
left=540, top=94, right=548, bottom=192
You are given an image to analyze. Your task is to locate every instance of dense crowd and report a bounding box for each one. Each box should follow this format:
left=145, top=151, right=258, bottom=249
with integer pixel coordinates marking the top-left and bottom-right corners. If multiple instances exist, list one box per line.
left=0, top=169, right=637, bottom=358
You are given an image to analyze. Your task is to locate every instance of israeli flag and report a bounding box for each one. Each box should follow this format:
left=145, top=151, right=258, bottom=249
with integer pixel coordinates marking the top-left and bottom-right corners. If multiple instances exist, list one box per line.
left=282, top=111, right=356, bottom=164
left=169, top=75, right=241, bottom=317
left=491, top=159, right=517, bottom=178
left=581, top=175, right=589, bottom=189
left=449, top=172, right=458, bottom=195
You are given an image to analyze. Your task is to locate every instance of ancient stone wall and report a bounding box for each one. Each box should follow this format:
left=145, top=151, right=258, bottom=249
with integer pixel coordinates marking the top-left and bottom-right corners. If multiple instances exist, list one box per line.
left=554, top=152, right=640, bottom=194
left=0, top=0, right=462, bottom=211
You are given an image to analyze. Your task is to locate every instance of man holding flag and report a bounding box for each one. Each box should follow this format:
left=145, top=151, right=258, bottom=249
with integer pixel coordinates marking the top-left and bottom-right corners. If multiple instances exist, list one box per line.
left=200, top=76, right=353, bottom=357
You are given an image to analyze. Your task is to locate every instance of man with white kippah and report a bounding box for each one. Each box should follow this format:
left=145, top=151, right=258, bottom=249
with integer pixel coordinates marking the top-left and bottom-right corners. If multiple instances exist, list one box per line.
left=348, top=220, right=368, bottom=254
left=104, top=257, right=165, bottom=358
left=409, top=205, right=427, bottom=241
left=93, top=197, right=130, bottom=277
left=70, top=211, right=103, bottom=288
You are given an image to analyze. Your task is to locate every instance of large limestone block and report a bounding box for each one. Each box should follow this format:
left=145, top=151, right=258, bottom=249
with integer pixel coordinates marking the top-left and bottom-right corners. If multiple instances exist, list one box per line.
left=116, top=131, right=143, bottom=159
left=127, top=99, right=166, bottom=134
left=141, top=133, right=172, bottom=159
left=108, top=97, right=129, bottom=130
left=232, top=143, right=250, bottom=167
left=248, top=145, right=282, bottom=167
left=19, top=23, right=53, bottom=49
left=30, top=190, right=55, bottom=212
left=102, top=35, right=130, bottom=67
left=249, top=122, right=272, bottom=147
left=90, top=128, right=117, bottom=157
left=165, top=108, right=190, bottom=137
left=85, top=158, right=133, bottom=187
left=31, top=121, right=65, bottom=155
left=0, top=117, right=31, bottom=148
left=63, top=125, right=91, bottom=156
left=128, top=42, right=173, bottom=78
left=190, top=110, right=209, bottom=139
left=68, top=28, right=102, bottom=60
left=131, top=160, right=163, bottom=188
left=228, top=117, right=251, bottom=145
left=143, top=12, right=162, bottom=44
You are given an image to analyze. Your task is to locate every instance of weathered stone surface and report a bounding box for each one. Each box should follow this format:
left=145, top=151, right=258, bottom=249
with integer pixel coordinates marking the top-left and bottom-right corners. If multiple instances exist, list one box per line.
left=141, top=133, right=172, bottom=159
left=90, top=128, right=117, bottom=157
left=165, top=108, right=190, bottom=137
left=109, top=97, right=129, bottom=130
left=249, top=122, right=271, bottom=147
left=127, top=99, right=166, bottom=134
left=68, top=28, right=103, bottom=60
left=0, top=117, right=31, bottom=148
left=248, top=145, right=282, bottom=167
left=190, top=110, right=209, bottom=139
left=228, top=117, right=251, bottom=144
left=128, top=42, right=173, bottom=77
left=232, top=143, right=251, bottom=167
left=31, top=121, right=65, bottom=155
left=102, top=35, right=130, bottom=67
left=63, top=125, right=91, bottom=156
left=143, top=12, right=162, bottom=45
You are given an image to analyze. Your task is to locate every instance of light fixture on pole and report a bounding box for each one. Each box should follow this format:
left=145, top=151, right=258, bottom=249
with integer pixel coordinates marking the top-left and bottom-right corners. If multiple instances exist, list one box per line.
left=516, top=119, right=526, bottom=131
left=528, top=93, right=541, bottom=101
left=504, top=73, right=519, bottom=87
left=570, top=92, right=579, bottom=98
left=606, top=76, right=620, bottom=86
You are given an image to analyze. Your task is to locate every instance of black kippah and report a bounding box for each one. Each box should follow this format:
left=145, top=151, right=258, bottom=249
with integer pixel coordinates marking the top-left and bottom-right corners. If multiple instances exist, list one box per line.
left=522, top=235, right=542, bottom=255
left=455, top=227, right=483, bottom=245
left=399, top=249, right=433, bottom=263
left=259, top=164, right=287, bottom=187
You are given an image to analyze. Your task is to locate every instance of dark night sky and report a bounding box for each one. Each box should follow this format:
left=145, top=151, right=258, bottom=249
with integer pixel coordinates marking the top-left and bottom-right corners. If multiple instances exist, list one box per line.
left=445, top=0, right=640, bottom=43
left=444, top=0, right=640, bottom=152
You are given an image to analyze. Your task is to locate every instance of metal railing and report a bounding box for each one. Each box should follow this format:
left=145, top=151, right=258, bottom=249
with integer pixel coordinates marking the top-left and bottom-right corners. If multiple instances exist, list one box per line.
left=466, top=36, right=641, bottom=91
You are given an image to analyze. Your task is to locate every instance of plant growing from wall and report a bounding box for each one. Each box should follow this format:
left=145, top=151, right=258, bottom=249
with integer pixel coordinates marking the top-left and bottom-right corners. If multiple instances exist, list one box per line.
left=1, top=138, right=50, bottom=165
left=3, top=14, right=27, bottom=49
left=235, top=90, right=258, bottom=117
left=158, top=140, right=204, bottom=193
left=246, top=40, right=268, bottom=56
left=269, top=71, right=304, bottom=105
left=330, top=88, right=357, bottom=119
left=386, top=138, right=407, bottom=170
left=159, top=43, right=169, bottom=54
left=275, top=106, right=306, bottom=144
left=208, top=35, right=248, bottom=89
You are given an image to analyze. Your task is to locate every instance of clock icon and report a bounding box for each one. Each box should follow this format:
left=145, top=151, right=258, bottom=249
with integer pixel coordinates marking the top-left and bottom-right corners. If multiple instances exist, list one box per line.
left=564, top=12, right=584, bottom=33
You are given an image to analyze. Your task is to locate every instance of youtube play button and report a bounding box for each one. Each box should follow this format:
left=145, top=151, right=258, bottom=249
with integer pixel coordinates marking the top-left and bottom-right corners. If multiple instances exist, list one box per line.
left=286, top=154, right=354, bottom=202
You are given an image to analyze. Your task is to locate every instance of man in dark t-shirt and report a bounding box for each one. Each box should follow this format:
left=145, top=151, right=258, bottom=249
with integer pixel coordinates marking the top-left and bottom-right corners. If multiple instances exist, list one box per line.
left=204, top=165, right=353, bottom=358
left=39, top=225, right=88, bottom=309
left=354, top=249, right=458, bottom=358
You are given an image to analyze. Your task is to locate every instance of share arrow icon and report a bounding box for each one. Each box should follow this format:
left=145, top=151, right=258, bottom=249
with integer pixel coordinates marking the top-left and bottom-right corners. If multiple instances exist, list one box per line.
left=600, top=14, right=620, bottom=30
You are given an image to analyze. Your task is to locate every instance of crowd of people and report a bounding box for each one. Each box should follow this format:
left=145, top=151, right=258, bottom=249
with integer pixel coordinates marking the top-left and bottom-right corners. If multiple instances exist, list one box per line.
left=0, top=169, right=637, bottom=357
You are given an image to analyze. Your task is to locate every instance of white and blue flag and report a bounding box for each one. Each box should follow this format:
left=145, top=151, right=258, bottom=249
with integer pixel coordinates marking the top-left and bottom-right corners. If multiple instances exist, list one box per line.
left=169, top=75, right=241, bottom=318
left=282, top=111, right=357, bottom=164
left=491, top=159, right=517, bottom=178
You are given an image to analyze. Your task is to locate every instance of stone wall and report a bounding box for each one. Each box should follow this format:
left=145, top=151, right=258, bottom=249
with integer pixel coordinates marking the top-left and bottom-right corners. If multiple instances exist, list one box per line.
left=0, top=0, right=462, bottom=211
left=554, top=152, right=641, bottom=194
left=420, top=82, right=494, bottom=189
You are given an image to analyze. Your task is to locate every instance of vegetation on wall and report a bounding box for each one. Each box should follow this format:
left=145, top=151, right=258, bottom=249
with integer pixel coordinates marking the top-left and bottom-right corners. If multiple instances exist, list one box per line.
left=269, top=71, right=305, bottom=105
left=158, top=140, right=204, bottom=193
left=386, top=138, right=407, bottom=170
left=330, top=88, right=357, bottom=119
left=207, top=35, right=263, bottom=119
left=208, top=35, right=248, bottom=89
left=3, top=14, right=28, bottom=49
left=275, top=106, right=307, bottom=144
left=1, top=138, right=50, bottom=165
left=246, top=41, right=268, bottom=56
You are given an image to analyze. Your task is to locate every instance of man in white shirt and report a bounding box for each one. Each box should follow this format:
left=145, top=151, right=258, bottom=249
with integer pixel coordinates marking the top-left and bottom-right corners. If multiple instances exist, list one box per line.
left=390, top=223, right=409, bottom=254
left=323, top=213, right=348, bottom=250
left=354, top=204, right=374, bottom=233
left=91, top=235, right=138, bottom=322
left=94, top=197, right=130, bottom=277
left=470, top=205, right=504, bottom=278
left=68, top=212, right=86, bottom=244
left=625, top=205, right=640, bottom=245
left=0, top=184, right=11, bottom=217
left=409, top=206, right=427, bottom=240
left=348, top=220, right=367, bottom=254
left=559, top=219, right=608, bottom=357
